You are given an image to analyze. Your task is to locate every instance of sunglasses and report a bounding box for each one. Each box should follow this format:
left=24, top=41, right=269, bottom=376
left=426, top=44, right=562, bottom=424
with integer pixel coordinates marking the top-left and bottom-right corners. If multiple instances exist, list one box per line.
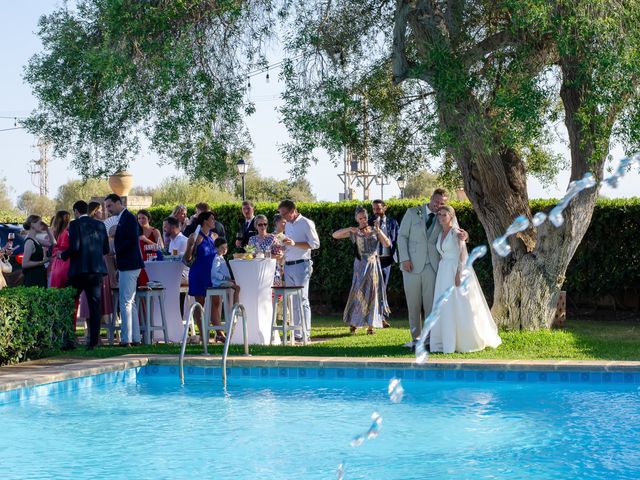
left=257, top=223, right=268, bottom=227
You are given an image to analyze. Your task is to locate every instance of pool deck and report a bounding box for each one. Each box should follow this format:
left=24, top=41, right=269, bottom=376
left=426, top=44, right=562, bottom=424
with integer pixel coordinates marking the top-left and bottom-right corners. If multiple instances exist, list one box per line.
left=2, top=355, right=640, bottom=392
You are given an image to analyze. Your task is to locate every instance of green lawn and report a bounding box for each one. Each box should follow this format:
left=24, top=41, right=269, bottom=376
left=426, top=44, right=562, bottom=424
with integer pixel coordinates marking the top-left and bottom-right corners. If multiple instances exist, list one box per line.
left=62, top=316, right=640, bottom=361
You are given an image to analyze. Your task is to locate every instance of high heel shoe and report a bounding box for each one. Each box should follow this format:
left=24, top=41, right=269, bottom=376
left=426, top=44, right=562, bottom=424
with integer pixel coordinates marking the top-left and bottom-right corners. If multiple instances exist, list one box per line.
left=349, top=326, right=357, bottom=334
left=367, top=327, right=375, bottom=335
left=215, top=332, right=226, bottom=343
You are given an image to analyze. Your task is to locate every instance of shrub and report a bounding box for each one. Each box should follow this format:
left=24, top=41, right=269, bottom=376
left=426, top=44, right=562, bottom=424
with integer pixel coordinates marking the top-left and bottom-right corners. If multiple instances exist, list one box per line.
left=0, top=287, right=76, bottom=366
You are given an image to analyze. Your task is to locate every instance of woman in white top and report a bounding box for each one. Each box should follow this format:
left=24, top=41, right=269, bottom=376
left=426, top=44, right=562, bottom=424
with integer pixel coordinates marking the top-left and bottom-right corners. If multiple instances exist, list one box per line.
left=429, top=205, right=502, bottom=353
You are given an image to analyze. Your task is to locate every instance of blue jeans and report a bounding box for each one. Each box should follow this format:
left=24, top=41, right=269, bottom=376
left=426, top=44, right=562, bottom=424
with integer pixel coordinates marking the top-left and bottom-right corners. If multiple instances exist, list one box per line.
left=284, top=260, right=313, bottom=339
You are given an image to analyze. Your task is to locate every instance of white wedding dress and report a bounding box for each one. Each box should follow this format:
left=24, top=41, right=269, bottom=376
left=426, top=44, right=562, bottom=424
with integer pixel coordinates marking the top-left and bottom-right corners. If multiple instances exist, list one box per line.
left=429, top=228, right=502, bottom=353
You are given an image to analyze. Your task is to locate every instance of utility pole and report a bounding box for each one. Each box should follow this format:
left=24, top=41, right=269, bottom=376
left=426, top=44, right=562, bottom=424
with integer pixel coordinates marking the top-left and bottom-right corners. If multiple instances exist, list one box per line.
left=29, top=137, right=50, bottom=197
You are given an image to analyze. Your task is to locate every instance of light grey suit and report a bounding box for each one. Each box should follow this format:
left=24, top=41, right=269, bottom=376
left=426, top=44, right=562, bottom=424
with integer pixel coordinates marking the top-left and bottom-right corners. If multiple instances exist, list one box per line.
left=397, top=204, right=442, bottom=340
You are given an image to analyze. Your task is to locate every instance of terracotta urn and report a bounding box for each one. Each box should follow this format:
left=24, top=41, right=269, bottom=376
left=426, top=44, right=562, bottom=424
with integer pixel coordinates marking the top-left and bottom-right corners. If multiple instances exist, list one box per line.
left=108, top=171, right=133, bottom=197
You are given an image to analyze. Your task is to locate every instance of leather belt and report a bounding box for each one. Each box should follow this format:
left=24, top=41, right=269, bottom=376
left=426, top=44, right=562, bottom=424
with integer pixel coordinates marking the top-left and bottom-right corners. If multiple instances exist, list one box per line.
left=285, top=259, right=308, bottom=266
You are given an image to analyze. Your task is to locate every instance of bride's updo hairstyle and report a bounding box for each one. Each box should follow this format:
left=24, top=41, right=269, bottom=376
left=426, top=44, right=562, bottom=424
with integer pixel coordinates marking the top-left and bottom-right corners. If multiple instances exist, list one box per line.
left=437, top=205, right=456, bottom=221
left=354, top=205, right=368, bottom=221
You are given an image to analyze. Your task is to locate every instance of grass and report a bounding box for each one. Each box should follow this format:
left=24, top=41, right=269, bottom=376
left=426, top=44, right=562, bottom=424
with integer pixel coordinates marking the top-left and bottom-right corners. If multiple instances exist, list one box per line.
left=59, top=316, right=640, bottom=361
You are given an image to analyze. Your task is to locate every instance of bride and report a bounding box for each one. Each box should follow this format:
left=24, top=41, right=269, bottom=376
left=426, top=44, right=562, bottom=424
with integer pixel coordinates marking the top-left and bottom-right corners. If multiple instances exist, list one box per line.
left=429, top=205, right=502, bottom=353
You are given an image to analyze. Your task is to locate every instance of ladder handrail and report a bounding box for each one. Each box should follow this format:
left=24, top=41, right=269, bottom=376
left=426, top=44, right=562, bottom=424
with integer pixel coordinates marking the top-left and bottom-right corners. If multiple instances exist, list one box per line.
left=179, top=301, right=250, bottom=387
left=179, top=302, right=203, bottom=385
left=222, top=303, right=250, bottom=388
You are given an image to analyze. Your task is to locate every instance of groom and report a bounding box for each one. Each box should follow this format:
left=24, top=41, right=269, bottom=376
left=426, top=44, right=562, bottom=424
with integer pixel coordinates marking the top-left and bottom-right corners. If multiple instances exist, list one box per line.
left=397, top=188, right=466, bottom=349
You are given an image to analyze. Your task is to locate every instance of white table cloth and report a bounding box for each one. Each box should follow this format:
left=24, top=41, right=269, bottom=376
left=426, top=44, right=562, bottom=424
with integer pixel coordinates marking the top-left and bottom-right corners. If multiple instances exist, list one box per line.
left=144, top=260, right=185, bottom=343
left=229, top=258, right=278, bottom=345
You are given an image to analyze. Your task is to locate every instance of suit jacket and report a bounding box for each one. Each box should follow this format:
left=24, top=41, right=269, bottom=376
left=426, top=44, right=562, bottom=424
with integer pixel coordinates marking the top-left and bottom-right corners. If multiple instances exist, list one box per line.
left=238, top=217, right=257, bottom=248
left=114, top=209, right=144, bottom=271
left=397, top=205, right=441, bottom=274
left=60, top=216, right=109, bottom=277
left=368, top=215, right=399, bottom=268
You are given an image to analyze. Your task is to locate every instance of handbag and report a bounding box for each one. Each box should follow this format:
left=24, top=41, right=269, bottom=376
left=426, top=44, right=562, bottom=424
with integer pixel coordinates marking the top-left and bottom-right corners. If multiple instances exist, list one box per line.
left=182, top=248, right=196, bottom=268
left=0, top=255, right=12, bottom=274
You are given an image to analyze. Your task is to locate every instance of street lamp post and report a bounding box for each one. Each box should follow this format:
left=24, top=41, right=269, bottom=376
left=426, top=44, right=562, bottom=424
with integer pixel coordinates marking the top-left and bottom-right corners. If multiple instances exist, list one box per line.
left=397, top=176, right=406, bottom=199
left=236, top=158, right=248, bottom=201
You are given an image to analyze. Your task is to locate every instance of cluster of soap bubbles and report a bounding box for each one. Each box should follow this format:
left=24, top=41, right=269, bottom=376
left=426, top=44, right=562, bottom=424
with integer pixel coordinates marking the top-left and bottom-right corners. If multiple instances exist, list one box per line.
left=413, top=155, right=639, bottom=365
left=388, top=378, right=405, bottom=403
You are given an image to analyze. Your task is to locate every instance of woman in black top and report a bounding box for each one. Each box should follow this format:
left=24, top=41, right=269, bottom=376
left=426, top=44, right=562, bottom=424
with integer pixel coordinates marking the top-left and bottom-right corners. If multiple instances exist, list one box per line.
left=22, top=215, right=54, bottom=288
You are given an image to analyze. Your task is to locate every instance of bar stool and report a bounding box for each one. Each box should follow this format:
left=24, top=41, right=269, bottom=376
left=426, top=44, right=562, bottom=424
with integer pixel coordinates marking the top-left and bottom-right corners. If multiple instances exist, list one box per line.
left=270, top=286, right=307, bottom=346
left=136, top=285, right=169, bottom=344
left=202, top=287, right=234, bottom=354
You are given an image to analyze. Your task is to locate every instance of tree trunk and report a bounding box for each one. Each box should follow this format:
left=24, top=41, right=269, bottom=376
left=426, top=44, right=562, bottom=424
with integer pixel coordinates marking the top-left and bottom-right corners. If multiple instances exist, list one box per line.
left=443, top=96, right=603, bottom=330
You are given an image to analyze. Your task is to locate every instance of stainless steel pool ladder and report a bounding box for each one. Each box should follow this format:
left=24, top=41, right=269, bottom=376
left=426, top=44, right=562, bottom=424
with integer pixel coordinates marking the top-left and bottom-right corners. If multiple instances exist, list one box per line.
left=179, top=302, right=250, bottom=386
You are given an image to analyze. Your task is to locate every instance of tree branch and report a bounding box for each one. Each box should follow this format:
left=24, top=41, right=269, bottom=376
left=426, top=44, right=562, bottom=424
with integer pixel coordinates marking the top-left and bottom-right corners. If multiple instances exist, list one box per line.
left=392, top=0, right=411, bottom=84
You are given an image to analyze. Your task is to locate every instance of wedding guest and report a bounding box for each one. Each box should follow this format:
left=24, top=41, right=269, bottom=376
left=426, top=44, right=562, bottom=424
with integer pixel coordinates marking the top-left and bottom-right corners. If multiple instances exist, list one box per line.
left=210, top=237, right=240, bottom=305
left=273, top=213, right=286, bottom=236
left=397, top=188, right=467, bottom=350
left=78, top=202, right=114, bottom=326
left=104, top=193, right=144, bottom=347
left=370, top=199, right=399, bottom=328
left=235, top=200, right=256, bottom=250
left=164, top=204, right=188, bottom=245
left=247, top=215, right=283, bottom=258
left=137, top=209, right=163, bottom=255
left=184, top=203, right=225, bottom=238
left=333, top=206, right=391, bottom=335
left=164, top=216, right=189, bottom=315
left=278, top=199, right=320, bottom=342
left=183, top=211, right=224, bottom=341
left=49, top=210, right=71, bottom=288
left=60, top=200, right=110, bottom=350
left=22, top=215, right=54, bottom=288
left=429, top=205, right=501, bottom=353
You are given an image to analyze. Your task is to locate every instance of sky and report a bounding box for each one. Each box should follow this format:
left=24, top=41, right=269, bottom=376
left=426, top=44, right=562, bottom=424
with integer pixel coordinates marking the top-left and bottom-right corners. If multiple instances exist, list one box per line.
left=1, top=1, right=638, bottom=205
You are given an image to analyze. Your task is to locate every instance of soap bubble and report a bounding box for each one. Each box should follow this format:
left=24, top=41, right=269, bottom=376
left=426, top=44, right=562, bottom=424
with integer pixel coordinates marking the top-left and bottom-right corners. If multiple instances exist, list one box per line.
left=532, top=212, right=547, bottom=227
left=350, top=412, right=383, bottom=447
left=388, top=378, right=405, bottom=403
left=337, top=463, right=345, bottom=480
left=350, top=435, right=365, bottom=447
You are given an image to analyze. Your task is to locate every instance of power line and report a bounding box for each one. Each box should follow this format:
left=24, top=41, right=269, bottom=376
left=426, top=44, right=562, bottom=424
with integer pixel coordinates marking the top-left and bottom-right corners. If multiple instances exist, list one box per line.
left=0, top=127, right=24, bottom=132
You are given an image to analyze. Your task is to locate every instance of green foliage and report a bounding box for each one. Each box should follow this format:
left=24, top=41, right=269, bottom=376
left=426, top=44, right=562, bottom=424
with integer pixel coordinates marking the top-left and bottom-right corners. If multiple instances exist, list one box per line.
left=143, top=176, right=236, bottom=206
left=239, top=167, right=316, bottom=203
left=0, top=177, right=14, bottom=211
left=402, top=170, right=440, bottom=199
left=23, top=0, right=277, bottom=180
left=145, top=198, right=640, bottom=311
left=54, top=178, right=112, bottom=211
left=16, top=191, right=57, bottom=219
left=0, top=212, right=24, bottom=224
left=0, top=287, right=76, bottom=366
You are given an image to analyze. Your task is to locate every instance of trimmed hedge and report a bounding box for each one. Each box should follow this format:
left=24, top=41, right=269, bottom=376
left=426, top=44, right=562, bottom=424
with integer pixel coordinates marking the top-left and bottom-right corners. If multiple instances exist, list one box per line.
left=145, top=198, right=640, bottom=311
left=0, top=287, right=76, bottom=366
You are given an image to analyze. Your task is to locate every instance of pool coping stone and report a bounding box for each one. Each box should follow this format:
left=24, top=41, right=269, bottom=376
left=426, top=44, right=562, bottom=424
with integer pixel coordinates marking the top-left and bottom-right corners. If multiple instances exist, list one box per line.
left=2, top=355, right=640, bottom=392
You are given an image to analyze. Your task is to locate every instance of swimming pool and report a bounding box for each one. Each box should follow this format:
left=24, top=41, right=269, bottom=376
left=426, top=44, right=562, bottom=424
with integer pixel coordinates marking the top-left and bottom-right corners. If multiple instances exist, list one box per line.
left=1, top=364, right=639, bottom=479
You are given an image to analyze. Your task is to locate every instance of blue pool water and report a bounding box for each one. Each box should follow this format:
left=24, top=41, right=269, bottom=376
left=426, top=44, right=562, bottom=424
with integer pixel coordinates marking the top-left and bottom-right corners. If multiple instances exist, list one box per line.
left=1, top=366, right=640, bottom=479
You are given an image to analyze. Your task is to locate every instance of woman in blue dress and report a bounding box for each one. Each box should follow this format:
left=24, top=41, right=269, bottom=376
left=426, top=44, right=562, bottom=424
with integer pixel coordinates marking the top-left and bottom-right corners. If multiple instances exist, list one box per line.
left=183, top=211, right=224, bottom=341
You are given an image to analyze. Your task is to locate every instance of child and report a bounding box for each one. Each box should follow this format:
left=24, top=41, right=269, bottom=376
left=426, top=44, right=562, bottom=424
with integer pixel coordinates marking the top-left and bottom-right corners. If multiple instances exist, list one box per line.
left=210, top=237, right=240, bottom=305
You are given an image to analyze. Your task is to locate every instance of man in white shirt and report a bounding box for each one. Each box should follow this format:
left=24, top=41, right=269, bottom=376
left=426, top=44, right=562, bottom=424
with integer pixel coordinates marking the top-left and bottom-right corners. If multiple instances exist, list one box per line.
left=164, top=216, right=189, bottom=316
left=278, top=199, right=320, bottom=342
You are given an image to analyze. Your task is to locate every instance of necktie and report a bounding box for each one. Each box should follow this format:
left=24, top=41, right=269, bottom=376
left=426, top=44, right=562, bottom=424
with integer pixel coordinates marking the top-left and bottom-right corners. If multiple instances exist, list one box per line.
left=425, top=212, right=435, bottom=232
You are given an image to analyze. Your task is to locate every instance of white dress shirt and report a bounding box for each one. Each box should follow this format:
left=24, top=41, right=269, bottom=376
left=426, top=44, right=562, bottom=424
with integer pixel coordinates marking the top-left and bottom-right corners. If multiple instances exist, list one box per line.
left=284, top=214, right=320, bottom=262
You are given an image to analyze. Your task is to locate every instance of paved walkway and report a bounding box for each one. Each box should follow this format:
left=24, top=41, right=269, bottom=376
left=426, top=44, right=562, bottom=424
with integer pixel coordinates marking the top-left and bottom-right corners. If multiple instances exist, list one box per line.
left=2, top=355, right=640, bottom=392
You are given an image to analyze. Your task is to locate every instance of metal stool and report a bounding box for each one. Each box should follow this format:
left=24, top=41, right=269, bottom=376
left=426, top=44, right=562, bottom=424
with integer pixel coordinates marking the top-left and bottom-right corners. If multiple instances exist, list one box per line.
left=136, top=285, right=169, bottom=344
left=270, top=286, right=307, bottom=345
left=202, top=287, right=234, bottom=354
